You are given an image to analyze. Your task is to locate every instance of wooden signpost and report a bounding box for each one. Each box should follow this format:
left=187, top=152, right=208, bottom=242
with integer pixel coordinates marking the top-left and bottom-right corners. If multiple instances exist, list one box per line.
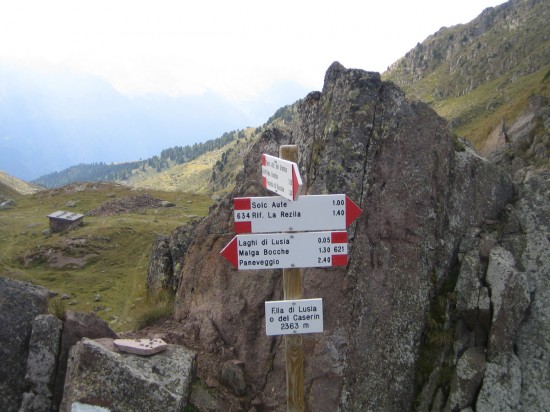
left=220, top=145, right=362, bottom=411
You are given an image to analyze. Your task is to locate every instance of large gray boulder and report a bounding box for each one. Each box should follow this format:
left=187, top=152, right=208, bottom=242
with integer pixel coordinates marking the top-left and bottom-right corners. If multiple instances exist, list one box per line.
left=171, top=62, right=514, bottom=410
left=0, top=277, right=50, bottom=412
left=53, top=311, right=118, bottom=410
left=60, top=338, right=197, bottom=412
left=503, top=171, right=550, bottom=410
left=147, top=220, right=201, bottom=295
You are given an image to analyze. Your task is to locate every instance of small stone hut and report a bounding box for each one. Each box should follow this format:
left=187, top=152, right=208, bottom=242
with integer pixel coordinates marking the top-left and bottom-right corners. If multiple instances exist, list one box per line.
left=47, top=211, right=84, bottom=233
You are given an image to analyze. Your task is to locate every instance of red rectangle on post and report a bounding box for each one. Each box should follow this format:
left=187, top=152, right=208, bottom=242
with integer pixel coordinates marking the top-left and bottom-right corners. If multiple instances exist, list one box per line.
left=234, top=221, right=252, bottom=234
left=331, top=231, right=348, bottom=244
left=234, top=198, right=251, bottom=210
left=332, top=254, right=348, bottom=266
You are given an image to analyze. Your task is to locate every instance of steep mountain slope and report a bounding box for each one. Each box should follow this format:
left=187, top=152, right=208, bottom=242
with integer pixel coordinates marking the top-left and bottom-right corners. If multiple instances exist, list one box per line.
left=383, top=0, right=550, bottom=149
left=128, top=128, right=260, bottom=194
left=0, top=171, right=41, bottom=199
left=0, top=181, right=19, bottom=203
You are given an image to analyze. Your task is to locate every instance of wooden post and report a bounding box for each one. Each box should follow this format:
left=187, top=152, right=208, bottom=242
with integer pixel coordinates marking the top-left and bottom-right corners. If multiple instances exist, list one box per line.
left=280, top=145, right=305, bottom=412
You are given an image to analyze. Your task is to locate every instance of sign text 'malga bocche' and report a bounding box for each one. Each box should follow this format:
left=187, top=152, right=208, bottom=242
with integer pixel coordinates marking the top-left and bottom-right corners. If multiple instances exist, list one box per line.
left=220, top=231, right=348, bottom=270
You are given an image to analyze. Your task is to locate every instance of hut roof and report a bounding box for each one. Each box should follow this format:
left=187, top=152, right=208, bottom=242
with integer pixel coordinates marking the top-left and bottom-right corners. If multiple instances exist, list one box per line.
left=47, top=211, right=84, bottom=221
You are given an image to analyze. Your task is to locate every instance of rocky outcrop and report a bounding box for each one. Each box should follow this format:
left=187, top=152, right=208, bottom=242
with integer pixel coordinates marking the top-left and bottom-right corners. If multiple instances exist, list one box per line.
left=486, top=246, right=530, bottom=359
left=87, top=194, right=172, bottom=217
left=417, top=169, right=550, bottom=411
left=0, top=198, right=16, bottom=209
left=445, top=347, right=486, bottom=411
left=0, top=278, right=50, bottom=412
left=52, top=311, right=119, bottom=410
left=485, top=95, right=550, bottom=179
left=147, top=235, right=174, bottom=292
left=0, top=280, right=199, bottom=412
left=477, top=353, right=523, bottom=411
left=502, top=171, right=550, bottom=410
left=60, top=338, right=196, bottom=412
left=147, top=220, right=201, bottom=294
left=171, top=62, right=515, bottom=410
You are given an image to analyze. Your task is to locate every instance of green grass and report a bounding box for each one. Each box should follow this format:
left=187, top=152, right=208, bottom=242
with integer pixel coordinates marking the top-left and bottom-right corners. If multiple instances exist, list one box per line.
left=435, top=64, right=550, bottom=148
left=133, top=289, right=176, bottom=330
left=0, top=182, right=211, bottom=331
left=48, top=296, right=67, bottom=320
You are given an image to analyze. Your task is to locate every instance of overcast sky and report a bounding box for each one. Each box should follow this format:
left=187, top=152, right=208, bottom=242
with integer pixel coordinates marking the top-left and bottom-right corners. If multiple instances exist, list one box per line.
left=0, top=0, right=506, bottom=103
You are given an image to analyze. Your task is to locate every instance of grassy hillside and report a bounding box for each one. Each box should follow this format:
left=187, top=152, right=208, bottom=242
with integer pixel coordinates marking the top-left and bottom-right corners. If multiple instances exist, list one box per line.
left=434, top=65, right=550, bottom=148
left=0, top=182, right=210, bottom=331
left=128, top=127, right=260, bottom=194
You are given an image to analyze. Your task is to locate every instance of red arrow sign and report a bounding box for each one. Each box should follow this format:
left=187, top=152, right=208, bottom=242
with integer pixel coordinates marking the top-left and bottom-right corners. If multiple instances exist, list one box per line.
left=233, top=194, right=362, bottom=234
left=220, top=231, right=348, bottom=270
left=220, top=236, right=239, bottom=269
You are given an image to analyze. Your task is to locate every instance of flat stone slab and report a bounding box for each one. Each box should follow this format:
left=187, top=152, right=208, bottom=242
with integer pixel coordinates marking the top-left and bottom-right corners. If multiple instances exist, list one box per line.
left=72, top=402, right=111, bottom=411
left=113, top=338, right=168, bottom=355
left=60, top=338, right=196, bottom=411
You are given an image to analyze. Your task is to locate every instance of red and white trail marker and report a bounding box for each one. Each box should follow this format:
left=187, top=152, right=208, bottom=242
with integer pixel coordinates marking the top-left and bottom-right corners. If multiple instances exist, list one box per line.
left=233, top=194, right=362, bottom=234
left=261, top=154, right=303, bottom=201
left=220, top=231, right=348, bottom=270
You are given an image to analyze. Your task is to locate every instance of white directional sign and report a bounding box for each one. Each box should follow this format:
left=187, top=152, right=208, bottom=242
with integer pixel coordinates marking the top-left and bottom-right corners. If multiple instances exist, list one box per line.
left=220, top=231, right=348, bottom=270
left=265, top=298, right=323, bottom=336
left=262, top=154, right=303, bottom=201
left=233, top=194, right=362, bottom=234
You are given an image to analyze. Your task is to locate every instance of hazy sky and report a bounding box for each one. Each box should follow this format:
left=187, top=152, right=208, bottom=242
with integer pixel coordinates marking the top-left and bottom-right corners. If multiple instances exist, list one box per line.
left=0, top=0, right=506, bottom=102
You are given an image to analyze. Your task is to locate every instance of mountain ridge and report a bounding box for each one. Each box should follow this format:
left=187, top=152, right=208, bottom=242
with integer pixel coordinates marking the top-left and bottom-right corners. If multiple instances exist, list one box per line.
left=383, top=0, right=550, bottom=148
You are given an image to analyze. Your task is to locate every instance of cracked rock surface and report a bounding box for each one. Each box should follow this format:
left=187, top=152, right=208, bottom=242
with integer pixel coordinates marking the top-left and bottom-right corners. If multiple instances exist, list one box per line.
left=171, top=62, right=513, bottom=410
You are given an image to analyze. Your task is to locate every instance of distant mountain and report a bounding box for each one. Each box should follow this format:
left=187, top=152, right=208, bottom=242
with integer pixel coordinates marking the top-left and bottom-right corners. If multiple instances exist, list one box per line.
left=32, top=103, right=298, bottom=192
left=383, top=0, right=550, bottom=150
left=0, top=61, right=309, bottom=181
left=32, top=128, right=249, bottom=189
